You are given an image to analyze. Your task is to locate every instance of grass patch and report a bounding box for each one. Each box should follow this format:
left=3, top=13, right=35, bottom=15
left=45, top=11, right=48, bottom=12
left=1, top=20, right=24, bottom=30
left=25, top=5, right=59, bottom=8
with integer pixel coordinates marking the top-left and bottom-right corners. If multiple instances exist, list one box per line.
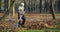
left=0, top=28, right=60, bottom=32
left=22, top=30, right=60, bottom=32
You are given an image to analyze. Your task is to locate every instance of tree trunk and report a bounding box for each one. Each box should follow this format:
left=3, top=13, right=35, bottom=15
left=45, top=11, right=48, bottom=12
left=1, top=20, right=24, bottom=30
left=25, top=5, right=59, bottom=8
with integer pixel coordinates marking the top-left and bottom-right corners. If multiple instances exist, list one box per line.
left=0, top=0, right=1, bottom=11
left=50, top=0, right=55, bottom=20
left=40, top=0, right=42, bottom=13
left=58, top=0, right=60, bottom=12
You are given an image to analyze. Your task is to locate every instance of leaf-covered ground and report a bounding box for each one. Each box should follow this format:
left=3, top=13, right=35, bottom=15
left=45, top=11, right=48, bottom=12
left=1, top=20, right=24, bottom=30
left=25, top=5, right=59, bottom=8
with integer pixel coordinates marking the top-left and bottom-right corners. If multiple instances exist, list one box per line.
left=0, top=13, right=60, bottom=32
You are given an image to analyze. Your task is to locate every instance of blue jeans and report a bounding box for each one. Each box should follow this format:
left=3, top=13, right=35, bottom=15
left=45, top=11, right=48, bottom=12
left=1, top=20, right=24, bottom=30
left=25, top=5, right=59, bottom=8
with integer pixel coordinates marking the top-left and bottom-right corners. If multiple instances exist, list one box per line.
left=18, top=13, right=26, bottom=27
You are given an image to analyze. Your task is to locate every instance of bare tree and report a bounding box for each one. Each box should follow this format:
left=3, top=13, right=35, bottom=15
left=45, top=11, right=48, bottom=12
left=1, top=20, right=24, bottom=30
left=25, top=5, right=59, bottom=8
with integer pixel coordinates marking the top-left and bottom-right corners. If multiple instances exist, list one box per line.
left=39, top=0, right=42, bottom=13
left=0, top=0, right=1, bottom=11
left=50, top=0, right=55, bottom=20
